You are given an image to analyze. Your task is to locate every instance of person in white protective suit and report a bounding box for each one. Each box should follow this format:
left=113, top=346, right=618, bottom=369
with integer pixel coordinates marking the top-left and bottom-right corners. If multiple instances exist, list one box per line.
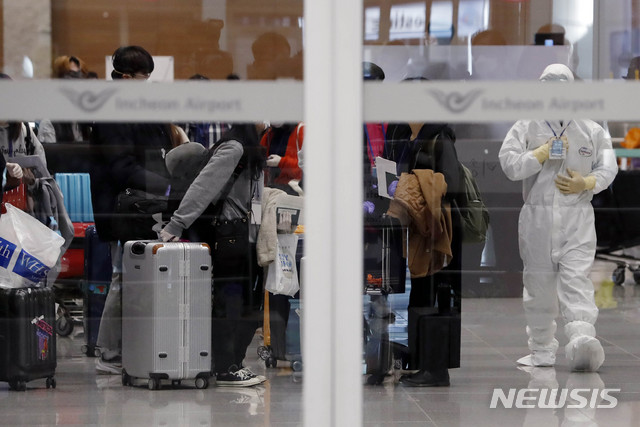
left=499, top=63, right=618, bottom=372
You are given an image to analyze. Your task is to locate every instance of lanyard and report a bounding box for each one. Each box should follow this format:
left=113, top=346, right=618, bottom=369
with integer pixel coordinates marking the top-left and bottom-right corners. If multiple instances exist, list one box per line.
left=545, top=120, right=572, bottom=138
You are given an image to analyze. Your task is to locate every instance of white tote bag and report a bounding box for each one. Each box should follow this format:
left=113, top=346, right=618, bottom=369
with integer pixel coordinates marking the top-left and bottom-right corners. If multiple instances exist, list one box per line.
left=0, top=203, right=65, bottom=287
left=265, top=233, right=299, bottom=296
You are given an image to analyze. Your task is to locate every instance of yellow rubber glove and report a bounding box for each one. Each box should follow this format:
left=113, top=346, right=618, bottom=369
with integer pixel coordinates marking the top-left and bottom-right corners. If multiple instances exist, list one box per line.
left=532, top=143, right=550, bottom=163
left=555, top=168, right=596, bottom=194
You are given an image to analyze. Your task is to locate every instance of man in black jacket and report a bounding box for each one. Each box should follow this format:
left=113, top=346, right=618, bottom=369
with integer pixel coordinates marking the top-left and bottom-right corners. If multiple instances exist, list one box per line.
left=89, top=46, right=173, bottom=374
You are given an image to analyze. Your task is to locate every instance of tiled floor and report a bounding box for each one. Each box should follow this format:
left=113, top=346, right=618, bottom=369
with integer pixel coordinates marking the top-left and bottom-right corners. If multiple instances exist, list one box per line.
left=2, top=283, right=640, bottom=426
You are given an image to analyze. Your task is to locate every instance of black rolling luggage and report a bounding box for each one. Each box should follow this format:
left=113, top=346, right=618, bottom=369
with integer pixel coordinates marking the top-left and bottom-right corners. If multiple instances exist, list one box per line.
left=81, top=225, right=112, bottom=357
left=408, top=306, right=461, bottom=371
left=0, top=287, right=57, bottom=391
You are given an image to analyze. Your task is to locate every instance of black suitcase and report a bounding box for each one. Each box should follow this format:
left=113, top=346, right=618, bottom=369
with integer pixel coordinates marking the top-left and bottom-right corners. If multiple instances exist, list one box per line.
left=408, top=306, right=461, bottom=371
left=81, top=225, right=112, bottom=357
left=0, top=287, right=57, bottom=391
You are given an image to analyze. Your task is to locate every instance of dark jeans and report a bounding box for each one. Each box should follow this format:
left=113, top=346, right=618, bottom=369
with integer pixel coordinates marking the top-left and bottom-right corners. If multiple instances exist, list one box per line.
left=211, top=243, right=261, bottom=375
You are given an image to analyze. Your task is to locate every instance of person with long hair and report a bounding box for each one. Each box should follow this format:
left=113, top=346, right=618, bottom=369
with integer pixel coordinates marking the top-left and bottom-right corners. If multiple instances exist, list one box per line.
left=161, top=123, right=267, bottom=386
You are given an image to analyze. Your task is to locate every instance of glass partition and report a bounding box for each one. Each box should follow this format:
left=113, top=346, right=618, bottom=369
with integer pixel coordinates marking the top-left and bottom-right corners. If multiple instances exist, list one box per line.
left=2, top=0, right=640, bottom=425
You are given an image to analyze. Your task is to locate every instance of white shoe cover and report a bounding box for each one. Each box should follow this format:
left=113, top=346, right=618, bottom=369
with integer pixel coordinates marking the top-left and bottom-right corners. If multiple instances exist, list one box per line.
left=517, top=355, right=534, bottom=366
left=517, top=353, right=554, bottom=367
left=566, top=336, right=605, bottom=372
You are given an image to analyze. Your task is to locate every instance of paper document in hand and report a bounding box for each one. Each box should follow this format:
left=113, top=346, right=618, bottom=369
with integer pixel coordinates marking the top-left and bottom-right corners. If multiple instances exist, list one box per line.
left=375, top=156, right=397, bottom=199
left=275, top=195, right=304, bottom=227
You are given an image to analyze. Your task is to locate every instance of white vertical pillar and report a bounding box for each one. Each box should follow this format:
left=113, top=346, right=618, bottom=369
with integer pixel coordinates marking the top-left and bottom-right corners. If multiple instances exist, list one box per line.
left=3, top=0, right=51, bottom=79
left=303, top=0, right=363, bottom=426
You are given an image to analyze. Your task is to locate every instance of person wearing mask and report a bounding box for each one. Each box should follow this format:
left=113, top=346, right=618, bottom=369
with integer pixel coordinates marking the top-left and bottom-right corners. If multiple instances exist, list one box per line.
left=161, top=123, right=267, bottom=386
left=499, top=64, right=618, bottom=372
left=90, top=46, right=174, bottom=374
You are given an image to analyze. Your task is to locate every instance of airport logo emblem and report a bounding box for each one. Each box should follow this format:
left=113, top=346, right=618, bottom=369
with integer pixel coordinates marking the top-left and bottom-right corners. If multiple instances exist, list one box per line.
left=60, top=87, right=117, bottom=112
left=428, top=89, right=483, bottom=113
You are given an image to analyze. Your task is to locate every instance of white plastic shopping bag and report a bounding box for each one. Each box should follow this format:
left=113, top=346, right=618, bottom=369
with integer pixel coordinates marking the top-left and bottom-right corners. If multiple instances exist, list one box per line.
left=0, top=203, right=65, bottom=288
left=265, top=233, right=299, bottom=296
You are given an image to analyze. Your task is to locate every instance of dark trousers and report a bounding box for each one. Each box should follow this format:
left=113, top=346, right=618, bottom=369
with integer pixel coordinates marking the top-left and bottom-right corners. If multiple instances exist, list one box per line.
left=211, top=243, right=261, bottom=375
left=408, top=209, right=462, bottom=371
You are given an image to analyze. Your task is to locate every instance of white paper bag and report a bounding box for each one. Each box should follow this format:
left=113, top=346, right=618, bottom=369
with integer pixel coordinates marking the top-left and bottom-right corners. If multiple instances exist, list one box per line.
left=0, top=203, right=65, bottom=287
left=265, top=233, right=299, bottom=296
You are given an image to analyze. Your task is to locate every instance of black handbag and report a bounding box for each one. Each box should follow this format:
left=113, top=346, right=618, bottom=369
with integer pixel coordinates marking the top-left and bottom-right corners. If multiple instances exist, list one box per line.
left=113, top=188, right=167, bottom=242
left=211, top=215, right=251, bottom=277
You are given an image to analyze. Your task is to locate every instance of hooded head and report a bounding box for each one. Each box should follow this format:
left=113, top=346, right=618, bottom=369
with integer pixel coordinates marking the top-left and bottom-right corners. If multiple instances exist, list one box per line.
left=165, top=142, right=209, bottom=178
left=539, top=64, right=574, bottom=82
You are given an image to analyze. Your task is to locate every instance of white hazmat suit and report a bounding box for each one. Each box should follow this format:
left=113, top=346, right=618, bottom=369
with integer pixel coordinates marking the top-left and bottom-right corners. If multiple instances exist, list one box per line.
left=499, top=64, right=618, bottom=371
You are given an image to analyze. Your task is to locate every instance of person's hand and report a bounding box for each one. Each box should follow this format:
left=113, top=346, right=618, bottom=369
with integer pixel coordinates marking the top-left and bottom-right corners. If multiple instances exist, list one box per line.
left=277, top=210, right=293, bottom=232
left=363, top=201, right=375, bottom=215
left=555, top=168, right=596, bottom=194
left=532, top=142, right=550, bottom=164
left=266, top=154, right=281, bottom=167
left=6, top=163, right=22, bottom=179
left=388, top=180, right=398, bottom=198
left=159, top=228, right=178, bottom=242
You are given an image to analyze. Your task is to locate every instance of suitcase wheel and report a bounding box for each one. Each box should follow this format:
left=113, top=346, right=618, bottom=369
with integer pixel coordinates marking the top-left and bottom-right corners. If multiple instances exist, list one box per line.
left=148, top=378, right=161, bottom=390
left=195, top=377, right=209, bottom=390
left=613, top=265, right=626, bottom=286
left=122, top=371, right=132, bottom=387
left=9, top=380, right=26, bottom=391
left=56, top=315, right=74, bottom=336
left=46, top=377, right=56, bottom=389
left=257, top=345, right=270, bottom=361
left=266, top=357, right=277, bottom=368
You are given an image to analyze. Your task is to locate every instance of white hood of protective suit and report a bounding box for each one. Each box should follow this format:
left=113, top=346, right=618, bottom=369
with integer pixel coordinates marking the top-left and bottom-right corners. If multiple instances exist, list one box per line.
left=539, top=63, right=574, bottom=82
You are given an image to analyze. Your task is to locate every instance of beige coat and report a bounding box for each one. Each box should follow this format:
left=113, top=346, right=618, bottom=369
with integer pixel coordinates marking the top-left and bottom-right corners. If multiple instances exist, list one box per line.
left=387, top=169, right=452, bottom=278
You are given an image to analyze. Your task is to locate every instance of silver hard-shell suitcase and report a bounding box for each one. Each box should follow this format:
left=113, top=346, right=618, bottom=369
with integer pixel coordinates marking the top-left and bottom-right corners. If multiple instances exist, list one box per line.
left=122, top=240, right=212, bottom=390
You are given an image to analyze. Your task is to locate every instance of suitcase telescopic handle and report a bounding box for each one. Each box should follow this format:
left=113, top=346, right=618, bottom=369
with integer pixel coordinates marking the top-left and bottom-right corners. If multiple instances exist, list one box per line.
left=131, top=241, right=147, bottom=255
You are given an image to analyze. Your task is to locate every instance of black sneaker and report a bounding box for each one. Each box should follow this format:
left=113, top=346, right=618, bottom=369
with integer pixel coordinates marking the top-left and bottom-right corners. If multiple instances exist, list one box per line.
left=216, top=367, right=266, bottom=387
